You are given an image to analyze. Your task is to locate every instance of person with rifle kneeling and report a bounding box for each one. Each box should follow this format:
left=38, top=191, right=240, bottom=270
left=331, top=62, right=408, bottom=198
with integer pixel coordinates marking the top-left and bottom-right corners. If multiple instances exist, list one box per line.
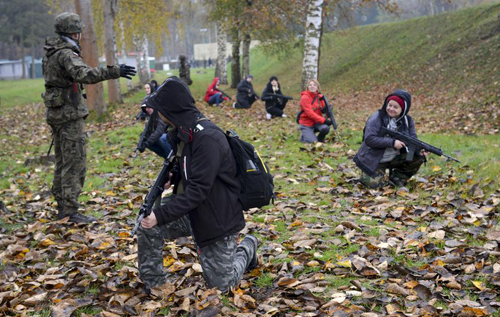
left=204, top=77, right=229, bottom=107
left=234, top=75, right=259, bottom=109
left=354, top=90, right=428, bottom=188
left=298, top=79, right=333, bottom=143
left=262, top=76, right=292, bottom=119
left=137, top=76, right=258, bottom=294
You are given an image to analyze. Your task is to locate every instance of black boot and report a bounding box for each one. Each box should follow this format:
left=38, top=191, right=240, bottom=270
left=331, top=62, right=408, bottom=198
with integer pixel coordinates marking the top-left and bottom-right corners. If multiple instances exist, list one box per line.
left=57, top=210, right=96, bottom=224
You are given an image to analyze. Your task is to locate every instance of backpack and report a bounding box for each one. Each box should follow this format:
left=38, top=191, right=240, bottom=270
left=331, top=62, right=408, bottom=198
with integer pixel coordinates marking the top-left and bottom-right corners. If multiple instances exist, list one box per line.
left=225, top=130, right=275, bottom=211
left=195, top=123, right=275, bottom=211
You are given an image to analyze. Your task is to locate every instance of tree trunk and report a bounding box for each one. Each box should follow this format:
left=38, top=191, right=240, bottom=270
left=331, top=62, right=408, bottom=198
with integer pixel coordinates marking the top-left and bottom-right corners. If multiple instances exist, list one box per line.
left=301, top=0, right=324, bottom=91
left=142, top=37, right=151, bottom=82
left=103, top=0, right=122, bottom=104
left=31, top=46, right=36, bottom=79
left=119, top=21, right=132, bottom=90
left=75, top=0, right=106, bottom=116
left=241, top=33, right=251, bottom=79
left=134, top=36, right=145, bottom=84
left=216, top=21, right=228, bottom=85
left=21, top=34, right=26, bottom=79
left=230, top=28, right=241, bottom=89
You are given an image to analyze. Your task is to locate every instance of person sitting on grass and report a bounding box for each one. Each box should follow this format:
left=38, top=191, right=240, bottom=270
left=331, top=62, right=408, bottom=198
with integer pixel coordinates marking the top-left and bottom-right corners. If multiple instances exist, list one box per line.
left=261, top=76, right=288, bottom=119
left=204, top=77, right=228, bottom=107
left=353, top=89, right=428, bottom=188
left=297, top=79, right=332, bottom=143
left=233, top=75, right=259, bottom=109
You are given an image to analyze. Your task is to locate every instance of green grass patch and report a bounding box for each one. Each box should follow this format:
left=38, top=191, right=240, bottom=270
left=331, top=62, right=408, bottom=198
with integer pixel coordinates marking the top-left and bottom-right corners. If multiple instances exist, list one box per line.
left=254, top=273, right=274, bottom=288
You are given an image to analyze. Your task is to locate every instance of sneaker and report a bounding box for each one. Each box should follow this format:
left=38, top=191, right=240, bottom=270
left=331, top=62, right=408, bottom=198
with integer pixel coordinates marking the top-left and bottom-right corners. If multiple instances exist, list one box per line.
left=282, top=114, right=287, bottom=118
left=266, top=113, right=272, bottom=120
left=240, top=235, right=259, bottom=271
left=232, top=102, right=237, bottom=108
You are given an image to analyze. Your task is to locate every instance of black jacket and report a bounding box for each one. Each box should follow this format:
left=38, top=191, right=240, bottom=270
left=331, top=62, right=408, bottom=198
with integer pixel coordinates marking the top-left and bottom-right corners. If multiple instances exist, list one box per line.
left=143, top=108, right=167, bottom=146
left=146, top=77, right=244, bottom=247
left=262, top=81, right=284, bottom=111
left=236, top=78, right=258, bottom=107
left=353, top=89, right=417, bottom=177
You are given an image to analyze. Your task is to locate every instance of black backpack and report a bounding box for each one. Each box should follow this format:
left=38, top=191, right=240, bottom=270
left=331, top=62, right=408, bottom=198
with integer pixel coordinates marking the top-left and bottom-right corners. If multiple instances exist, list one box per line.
left=224, top=130, right=275, bottom=210
left=195, top=124, right=274, bottom=211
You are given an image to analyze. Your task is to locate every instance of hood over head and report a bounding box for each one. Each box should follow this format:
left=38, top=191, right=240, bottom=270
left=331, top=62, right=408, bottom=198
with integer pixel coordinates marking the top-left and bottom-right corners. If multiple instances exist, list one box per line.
left=146, top=76, right=203, bottom=142
left=381, top=89, right=412, bottom=119
left=44, top=36, right=80, bottom=58
left=266, top=76, right=281, bottom=92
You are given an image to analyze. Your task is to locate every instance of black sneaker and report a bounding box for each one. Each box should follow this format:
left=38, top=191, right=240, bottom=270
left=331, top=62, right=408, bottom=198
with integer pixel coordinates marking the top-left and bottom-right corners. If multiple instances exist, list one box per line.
left=241, top=235, right=259, bottom=271
left=389, top=177, right=406, bottom=188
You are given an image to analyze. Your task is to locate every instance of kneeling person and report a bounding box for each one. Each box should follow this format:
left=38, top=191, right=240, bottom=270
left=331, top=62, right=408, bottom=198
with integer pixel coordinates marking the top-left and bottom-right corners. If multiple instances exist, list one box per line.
left=354, top=90, right=426, bottom=188
left=137, top=76, right=258, bottom=292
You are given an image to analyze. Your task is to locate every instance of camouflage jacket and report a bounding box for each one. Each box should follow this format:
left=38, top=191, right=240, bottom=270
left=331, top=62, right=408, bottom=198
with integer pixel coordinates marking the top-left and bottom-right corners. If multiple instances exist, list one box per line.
left=42, top=36, right=121, bottom=125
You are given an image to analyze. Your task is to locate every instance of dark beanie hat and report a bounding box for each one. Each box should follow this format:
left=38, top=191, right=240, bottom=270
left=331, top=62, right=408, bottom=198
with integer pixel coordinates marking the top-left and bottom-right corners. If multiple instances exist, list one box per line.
left=387, top=95, right=405, bottom=111
left=269, top=76, right=278, bottom=82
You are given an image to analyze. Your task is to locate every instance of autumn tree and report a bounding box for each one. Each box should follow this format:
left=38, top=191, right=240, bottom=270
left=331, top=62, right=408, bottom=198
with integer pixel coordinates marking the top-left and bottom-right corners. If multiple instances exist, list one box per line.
left=75, top=0, right=106, bottom=117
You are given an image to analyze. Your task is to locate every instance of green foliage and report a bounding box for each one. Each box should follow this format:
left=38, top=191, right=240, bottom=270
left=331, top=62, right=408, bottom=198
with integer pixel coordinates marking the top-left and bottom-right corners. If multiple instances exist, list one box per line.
left=254, top=273, right=274, bottom=288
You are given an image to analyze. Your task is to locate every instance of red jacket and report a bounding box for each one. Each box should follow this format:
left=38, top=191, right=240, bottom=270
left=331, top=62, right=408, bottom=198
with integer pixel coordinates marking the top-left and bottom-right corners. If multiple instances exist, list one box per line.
left=298, top=90, right=326, bottom=126
left=204, top=77, right=228, bottom=103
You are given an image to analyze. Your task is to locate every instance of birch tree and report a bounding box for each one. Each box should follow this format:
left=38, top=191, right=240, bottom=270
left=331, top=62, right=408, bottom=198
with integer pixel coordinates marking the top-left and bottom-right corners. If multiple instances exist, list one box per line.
left=216, top=21, right=228, bottom=84
left=230, top=28, right=241, bottom=88
left=241, top=33, right=251, bottom=78
left=301, top=0, right=325, bottom=90
left=75, top=0, right=106, bottom=116
left=103, top=0, right=121, bottom=104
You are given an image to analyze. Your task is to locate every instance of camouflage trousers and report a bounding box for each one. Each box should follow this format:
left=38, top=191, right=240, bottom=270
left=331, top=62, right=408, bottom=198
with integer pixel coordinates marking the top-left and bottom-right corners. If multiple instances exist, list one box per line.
left=137, top=215, right=255, bottom=292
left=360, top=153, right=424, bottom=188
left=50, top=118, right=86, bottom=214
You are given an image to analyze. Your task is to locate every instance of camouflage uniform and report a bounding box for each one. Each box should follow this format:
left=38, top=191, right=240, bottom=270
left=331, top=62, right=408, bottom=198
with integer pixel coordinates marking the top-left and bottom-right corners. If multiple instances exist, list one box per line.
left=178, top=55, right=192, bottom=85
left=42, top=13, right=121, bottom=219
left=359, top=152, right=425, bottom=188
left=137, top=213, right=257, bottom=292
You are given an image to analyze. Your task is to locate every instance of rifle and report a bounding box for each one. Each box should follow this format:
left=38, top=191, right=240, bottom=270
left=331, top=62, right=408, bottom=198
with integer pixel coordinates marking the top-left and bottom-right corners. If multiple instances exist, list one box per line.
left=322, top=97, right=340, bottom=140
left=131, top=150, right=176, bottom=237
left=134, top=117, right=152, bottom=158
left=216, top=88, right=232, bottom=100
left=380, top=127, right=460, bottom=163
left=270, top=94, right=294, bottom=101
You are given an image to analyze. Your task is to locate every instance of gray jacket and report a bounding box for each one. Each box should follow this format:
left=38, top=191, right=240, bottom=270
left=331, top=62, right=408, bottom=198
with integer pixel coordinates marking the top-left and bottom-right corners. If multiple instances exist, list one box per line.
left=353, top=90, right=417, bottom=177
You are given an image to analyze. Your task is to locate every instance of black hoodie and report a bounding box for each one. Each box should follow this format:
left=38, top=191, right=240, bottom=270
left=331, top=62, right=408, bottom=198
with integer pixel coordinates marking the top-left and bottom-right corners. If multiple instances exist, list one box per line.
left=146, top=77, right=244, bottom=247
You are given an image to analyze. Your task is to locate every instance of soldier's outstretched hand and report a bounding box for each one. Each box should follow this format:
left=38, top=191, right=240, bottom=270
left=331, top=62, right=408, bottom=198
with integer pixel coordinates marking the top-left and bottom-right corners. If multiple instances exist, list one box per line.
left=120, top=64, right=137, bottom=80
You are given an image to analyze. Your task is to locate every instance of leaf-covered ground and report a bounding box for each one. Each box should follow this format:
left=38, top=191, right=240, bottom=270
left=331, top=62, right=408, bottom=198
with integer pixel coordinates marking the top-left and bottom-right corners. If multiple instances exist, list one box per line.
left=0, top=88, right=499, bottom=317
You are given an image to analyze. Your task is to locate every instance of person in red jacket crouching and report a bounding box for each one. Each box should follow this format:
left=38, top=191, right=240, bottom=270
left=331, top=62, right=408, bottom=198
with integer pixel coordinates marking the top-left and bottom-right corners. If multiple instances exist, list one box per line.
left=297, top=79, right=333, bottom=143
left=204, top=77, right=228, bottom=106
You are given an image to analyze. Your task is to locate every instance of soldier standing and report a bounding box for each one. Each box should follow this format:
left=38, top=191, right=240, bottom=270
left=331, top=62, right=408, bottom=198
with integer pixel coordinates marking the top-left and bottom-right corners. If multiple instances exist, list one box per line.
left=42, top=12, right=136, bottom=223
left=178, top=55, right=192, bottom=85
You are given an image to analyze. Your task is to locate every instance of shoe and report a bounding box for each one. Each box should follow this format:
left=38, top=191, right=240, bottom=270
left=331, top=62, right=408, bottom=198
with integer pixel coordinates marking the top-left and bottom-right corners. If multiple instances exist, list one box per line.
left=240, top=235, right=259, bottom=271
left=266, top=113, right=272, bottom=120
left=232, top=102, right=237, bottom=108
left=58, top=212, right=96, bottom=224
left=388, top=177, right=406, bottom=188
left=282, top=114, right=287, bottom=118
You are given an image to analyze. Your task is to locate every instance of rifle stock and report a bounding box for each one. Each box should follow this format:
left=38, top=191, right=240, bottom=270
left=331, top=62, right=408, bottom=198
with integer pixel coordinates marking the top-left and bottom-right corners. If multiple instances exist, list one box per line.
left=322, top=97, right=340, bottom=140
left=131, top=150, right=176, bottom=237
left=380, top=127, right=460, bottom=163
left=134, top=117, right=151, bottom=158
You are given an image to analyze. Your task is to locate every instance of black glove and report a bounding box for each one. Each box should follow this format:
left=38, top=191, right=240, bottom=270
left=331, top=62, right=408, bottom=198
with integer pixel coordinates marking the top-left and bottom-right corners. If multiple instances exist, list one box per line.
left=137, top=141, right=148, bottom=153
left=119, top=64, right=137, bottom=80
left=319, top=95, right=325, bottom=101
left=324, top=118, right=333, bottom=126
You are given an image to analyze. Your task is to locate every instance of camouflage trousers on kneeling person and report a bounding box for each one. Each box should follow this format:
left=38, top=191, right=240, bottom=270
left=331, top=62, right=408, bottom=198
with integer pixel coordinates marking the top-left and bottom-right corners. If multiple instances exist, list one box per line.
left=137, top=214, right=256, bottom=292
left=359, top=153, right=425, bottom=188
